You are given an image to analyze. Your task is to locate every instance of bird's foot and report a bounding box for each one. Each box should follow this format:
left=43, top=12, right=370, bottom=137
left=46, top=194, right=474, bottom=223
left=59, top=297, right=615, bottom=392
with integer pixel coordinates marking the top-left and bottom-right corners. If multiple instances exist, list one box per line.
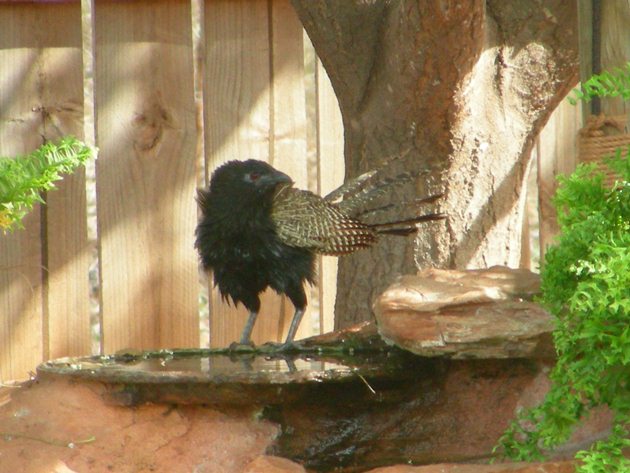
left=228, top=341, right=256, bottom=353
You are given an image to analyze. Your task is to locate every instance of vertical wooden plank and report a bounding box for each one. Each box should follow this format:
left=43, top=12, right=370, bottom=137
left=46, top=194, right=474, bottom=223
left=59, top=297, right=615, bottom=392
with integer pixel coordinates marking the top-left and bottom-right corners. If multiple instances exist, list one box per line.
left=204, top=0, right=281, bottom=347
left=0, top=211, right=42, bottom=382
left=95, top=0, right=199, bottom=352
left=47, top=163, right=90, bottom=360
left=269, top=0, right=312, bottom=341
left=315, top=58, right=344, bottom=335
left=40, top=3, right=90, bottom=361
left=537, top=99, right=582, bottom=260
left=519, top=163, right=532, bottom=270
left=523, top=144, right=540, bottom=270
left=204, top=0, right=270, bottom=171
left=0, top=2, right=88, bottom=380
left=599, top=0, right=630, bottom=118
left=271, top=0, right=307, bottom=185
left=577, top=0, right=593, bottom=123
left=0, top=5, right=45, bottom=381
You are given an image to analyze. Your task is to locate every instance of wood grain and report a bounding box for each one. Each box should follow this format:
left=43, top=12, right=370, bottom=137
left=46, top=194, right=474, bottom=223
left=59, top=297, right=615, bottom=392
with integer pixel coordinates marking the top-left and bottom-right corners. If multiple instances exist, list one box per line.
left=0, top=2, right=89, bottom=379
left=536, top=99, right=582, bottom=261
left=204, top=0, right=275, bottom=347
left=39, top=3, right=90, bottom=360
left=600, top=0, right=630, bottom=118
left=315, top=58, right=344, bottom=335
left=0, top=2, right=44, bottom=381
left=270, top=0, right=311, bottom=341
left=95, top=0, right=199, bottom=352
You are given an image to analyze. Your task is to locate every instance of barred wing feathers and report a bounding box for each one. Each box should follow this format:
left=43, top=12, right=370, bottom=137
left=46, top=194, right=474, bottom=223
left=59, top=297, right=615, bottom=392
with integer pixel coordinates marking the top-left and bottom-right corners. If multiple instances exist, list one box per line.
left=271, top=186, right=376, bottom=256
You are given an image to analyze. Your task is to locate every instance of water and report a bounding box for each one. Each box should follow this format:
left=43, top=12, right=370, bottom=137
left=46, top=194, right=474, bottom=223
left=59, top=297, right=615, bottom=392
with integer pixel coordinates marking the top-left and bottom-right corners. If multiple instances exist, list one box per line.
left=36, top=347, right=416, bottom=405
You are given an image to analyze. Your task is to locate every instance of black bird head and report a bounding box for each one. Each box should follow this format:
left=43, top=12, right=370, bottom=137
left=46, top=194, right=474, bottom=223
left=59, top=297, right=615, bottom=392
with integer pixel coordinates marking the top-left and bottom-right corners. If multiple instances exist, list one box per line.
left=207, top=159, right=292, bottom=199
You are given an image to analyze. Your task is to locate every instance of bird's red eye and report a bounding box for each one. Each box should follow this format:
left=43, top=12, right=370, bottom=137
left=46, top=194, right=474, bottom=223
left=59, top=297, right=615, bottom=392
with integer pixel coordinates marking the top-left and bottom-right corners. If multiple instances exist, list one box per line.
left=248, top=172, right=261, bottom=182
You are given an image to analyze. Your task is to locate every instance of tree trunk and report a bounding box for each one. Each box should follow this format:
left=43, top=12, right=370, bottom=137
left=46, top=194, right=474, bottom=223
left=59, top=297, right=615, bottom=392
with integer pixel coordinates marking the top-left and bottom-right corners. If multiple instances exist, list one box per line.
left=291, top=0, right=579, bottom=328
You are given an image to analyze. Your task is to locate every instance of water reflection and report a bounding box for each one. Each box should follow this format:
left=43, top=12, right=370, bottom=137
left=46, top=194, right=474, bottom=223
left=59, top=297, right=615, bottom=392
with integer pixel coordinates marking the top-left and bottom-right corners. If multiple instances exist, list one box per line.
left=38, top=349, right=403, bottom=384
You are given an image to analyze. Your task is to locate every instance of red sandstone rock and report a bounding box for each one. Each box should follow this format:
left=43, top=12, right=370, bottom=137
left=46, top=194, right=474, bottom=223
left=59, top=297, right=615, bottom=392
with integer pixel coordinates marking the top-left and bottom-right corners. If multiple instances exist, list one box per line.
left=243, top=455, right=306, bottom=472
left=373, top=266, right=555, bottom=358
left=0, top=378, right=278, bottom=473
left=365, top=461, right=575, bottom=473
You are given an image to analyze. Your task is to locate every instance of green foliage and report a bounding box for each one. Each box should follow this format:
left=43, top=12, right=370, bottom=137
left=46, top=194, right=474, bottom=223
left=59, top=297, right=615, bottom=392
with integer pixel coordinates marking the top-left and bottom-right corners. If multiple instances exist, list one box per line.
left=569, top=63, right=630, bottom=105
left=497, top=149, right=630, bottom=472
left=0, top=137, right=92, bottom=232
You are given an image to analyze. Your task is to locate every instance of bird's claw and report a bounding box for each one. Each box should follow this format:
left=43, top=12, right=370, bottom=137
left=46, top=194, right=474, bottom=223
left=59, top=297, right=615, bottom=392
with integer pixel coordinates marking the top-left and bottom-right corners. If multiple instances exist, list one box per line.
left=228, top=341, right=256, bottom=353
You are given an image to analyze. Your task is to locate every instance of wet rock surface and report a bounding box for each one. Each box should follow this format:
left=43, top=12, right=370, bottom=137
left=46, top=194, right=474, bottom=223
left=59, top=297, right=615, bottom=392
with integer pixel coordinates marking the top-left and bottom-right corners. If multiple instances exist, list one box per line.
left=374, top=266, right=555, bottom=359
left=37, top=344, right=411, bottom=407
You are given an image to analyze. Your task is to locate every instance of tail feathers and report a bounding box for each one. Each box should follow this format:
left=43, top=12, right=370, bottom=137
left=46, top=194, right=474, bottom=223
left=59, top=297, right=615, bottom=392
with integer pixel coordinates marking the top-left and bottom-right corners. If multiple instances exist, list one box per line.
left=355, top=193, right=444, bottom=218
left=371, top=212, right=447, bottom=236
left=323, top=169, right=378, bottom=203
left=337, top=169, right=432, bottom=214
left=323, top=148, right=413, bottom=204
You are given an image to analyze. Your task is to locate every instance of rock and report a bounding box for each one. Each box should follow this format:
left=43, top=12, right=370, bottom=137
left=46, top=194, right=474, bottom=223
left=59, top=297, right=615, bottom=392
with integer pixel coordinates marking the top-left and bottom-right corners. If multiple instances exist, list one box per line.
left=1, top=357, right=611, bottom=472
left=263, top=357, right=613, bottom=471
left=300, top=320, right=389, bottom=350
left=373, top=266, right=555, bottom=359
left=37, top=348, right=423, bottom=407
left=0, top=378, right=279, bottom=473
left=365, top=461, right=575, bottom=472
left=243, top=455, right=306, bottom=473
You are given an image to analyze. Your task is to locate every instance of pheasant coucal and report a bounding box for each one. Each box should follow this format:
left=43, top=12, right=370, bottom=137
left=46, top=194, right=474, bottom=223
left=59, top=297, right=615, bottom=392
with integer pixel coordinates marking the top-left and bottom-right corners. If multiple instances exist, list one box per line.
left=195, top=159, right=445, bottom=349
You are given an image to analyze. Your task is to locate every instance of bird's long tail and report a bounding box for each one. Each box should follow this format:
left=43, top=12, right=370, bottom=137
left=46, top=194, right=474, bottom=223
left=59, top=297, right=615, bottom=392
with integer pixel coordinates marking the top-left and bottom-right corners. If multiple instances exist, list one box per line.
left=356, top=193, right=443, bottom=218
left=323, top=149, right=412, bottom=204
left=370, top=212, right=447, bottom=236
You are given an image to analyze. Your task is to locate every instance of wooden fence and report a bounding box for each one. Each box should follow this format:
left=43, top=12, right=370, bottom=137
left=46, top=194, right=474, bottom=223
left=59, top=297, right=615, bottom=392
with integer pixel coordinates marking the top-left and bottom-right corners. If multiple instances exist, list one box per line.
left=0, top=0, right=344, bottom=382
left=1, top=0, right=627, bottom=383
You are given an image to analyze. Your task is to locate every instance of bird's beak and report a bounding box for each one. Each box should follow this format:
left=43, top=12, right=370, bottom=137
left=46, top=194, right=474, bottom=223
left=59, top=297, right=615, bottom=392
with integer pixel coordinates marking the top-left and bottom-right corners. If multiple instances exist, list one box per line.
left=263, top=170, right=293, bottom=187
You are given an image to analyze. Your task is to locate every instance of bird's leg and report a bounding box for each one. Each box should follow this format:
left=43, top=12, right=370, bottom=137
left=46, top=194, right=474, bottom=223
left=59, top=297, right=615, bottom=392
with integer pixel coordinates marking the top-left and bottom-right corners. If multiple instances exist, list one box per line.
left=283, top=308, right=305, bottom=348
left=228, top=310, right=259, bottom=351
left=240, top=310, right=258, bottom=344
left=260, top=307, right=306, bottom=352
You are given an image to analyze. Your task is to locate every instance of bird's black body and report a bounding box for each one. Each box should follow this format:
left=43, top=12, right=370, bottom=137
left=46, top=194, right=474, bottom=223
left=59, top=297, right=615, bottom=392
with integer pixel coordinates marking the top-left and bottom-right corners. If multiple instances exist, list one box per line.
left=195, top=160, right=314, bottom=318
left=195, top=159, right=445, bottom=348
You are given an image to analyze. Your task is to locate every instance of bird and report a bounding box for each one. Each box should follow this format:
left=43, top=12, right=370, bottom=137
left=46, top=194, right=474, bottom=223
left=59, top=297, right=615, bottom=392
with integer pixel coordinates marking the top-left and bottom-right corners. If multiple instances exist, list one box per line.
left=195, top=158, right=445, bottom=350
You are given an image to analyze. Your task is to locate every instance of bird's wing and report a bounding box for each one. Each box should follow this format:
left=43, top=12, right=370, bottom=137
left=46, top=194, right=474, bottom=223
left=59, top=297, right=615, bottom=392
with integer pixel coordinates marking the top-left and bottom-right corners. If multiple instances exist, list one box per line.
left=271, top=187, right=376, bottom=255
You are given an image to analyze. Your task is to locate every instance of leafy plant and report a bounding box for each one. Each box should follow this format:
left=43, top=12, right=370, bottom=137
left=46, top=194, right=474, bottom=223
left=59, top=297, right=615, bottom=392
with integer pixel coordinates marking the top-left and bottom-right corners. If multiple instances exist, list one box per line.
left=569, top=63, right=630, bottom=104
left=497, top=148, right=630, bottom=470
left=0, top=137, right=93, bottom=232
left=497, top=63, right=630, bottom=471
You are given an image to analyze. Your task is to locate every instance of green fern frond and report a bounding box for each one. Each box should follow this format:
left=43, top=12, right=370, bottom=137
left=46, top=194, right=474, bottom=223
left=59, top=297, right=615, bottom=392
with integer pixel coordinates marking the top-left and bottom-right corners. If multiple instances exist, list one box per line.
left=568, top=63, right=630, bottom=104
left=0, top=137, right=93, bottom=232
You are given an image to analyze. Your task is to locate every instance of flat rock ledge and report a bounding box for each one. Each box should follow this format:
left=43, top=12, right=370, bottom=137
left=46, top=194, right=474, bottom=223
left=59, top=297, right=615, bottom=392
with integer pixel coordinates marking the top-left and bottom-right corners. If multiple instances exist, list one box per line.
left=373, top=266, right=555, bottom=359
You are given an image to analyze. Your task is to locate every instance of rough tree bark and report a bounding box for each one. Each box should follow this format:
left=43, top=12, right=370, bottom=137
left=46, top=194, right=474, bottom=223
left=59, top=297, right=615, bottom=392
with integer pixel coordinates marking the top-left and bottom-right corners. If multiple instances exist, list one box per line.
left=291, top=0, right=579, bottom=328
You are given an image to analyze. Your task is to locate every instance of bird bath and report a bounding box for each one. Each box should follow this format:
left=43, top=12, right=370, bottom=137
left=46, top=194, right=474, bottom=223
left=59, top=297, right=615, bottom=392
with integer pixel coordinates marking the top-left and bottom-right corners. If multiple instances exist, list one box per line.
left=37, top=346, right=426, bottom=407
left=35, top=344, right=555, bottom=471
